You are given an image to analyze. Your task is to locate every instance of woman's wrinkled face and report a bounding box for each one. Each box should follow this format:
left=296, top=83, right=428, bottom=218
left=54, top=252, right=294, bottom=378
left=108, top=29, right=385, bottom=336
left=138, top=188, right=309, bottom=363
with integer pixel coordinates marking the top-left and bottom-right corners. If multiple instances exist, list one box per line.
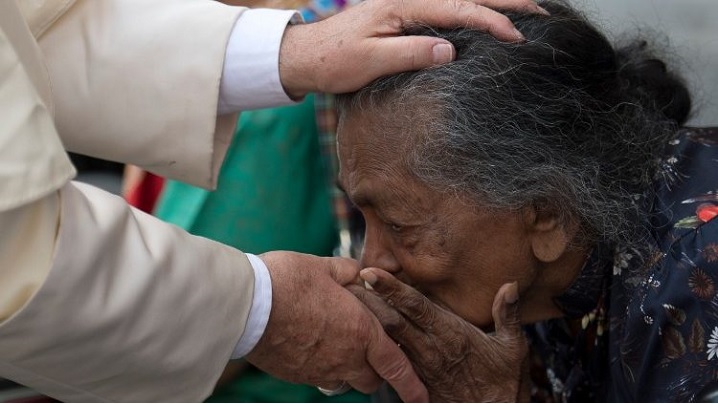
left=337, top=108, right=540, bottom=328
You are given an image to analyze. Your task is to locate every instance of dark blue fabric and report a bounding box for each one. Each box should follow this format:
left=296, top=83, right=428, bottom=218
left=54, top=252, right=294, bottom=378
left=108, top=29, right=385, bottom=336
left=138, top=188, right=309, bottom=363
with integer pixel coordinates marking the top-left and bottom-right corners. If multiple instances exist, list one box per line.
left=528, top=127, right=718, bottom=402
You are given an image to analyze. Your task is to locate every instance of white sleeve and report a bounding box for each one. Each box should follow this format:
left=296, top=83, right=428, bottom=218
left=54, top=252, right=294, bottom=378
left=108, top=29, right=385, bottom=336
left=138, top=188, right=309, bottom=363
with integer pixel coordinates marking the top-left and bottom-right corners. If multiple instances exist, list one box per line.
left=231, top=254, right=273, bottom=358
left=218, top=8, right=303, bottom=114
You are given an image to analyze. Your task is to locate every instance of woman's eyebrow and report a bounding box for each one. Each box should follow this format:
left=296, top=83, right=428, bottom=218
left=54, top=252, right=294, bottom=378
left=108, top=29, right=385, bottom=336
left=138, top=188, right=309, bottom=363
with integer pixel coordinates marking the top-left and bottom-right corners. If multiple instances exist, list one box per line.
left=336, top=178, right=373, bottom=207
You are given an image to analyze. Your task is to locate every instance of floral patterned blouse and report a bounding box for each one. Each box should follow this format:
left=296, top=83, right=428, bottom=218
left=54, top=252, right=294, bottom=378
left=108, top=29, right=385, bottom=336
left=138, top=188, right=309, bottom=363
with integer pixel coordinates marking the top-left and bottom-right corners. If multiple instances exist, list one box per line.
left=527, top=127, right=718, bottom=402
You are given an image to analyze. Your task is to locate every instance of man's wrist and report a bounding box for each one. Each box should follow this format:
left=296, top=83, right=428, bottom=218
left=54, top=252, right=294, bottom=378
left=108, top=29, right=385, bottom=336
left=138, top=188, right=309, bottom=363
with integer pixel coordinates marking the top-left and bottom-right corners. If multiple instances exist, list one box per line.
left=278, top=23, right=315, bottom=100
left=219, top=8, right=302, bottom=113
left=230, top=253, right=272, bottom=359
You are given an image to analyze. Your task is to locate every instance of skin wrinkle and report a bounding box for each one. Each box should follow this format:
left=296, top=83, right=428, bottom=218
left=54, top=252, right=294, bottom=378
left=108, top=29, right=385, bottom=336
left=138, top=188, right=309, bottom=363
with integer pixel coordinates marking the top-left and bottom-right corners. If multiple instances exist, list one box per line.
left=338, top=106, right=565, bottom=327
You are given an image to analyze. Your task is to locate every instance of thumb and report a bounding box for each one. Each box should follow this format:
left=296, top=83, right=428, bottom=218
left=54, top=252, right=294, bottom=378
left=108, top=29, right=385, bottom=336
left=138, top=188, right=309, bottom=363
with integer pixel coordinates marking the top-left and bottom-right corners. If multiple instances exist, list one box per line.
left=373, top=37, right=456, bottom=74
left=328, top=257, right=362, bottom=286
left=492, top=282, right=522, bottom=341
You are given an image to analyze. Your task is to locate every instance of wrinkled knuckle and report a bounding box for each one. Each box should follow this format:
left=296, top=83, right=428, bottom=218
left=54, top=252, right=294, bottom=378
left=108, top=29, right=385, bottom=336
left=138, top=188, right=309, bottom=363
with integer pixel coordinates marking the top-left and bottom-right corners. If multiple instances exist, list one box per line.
left=423, top=354, right=445, bottom=372
left=445, top=332, right=470, bottom=353
left=387, top=290, right=419, bottom=311
left=414, top=298, right=437, bottom=324
left=380, top=0, right=404, bottom=22
left=383, top=288, right=406, bottom=307
left=447, top=0, right=472, bottom=15
left=378, top=355, right=414, bottom=382
left=337, top=256, right=358, bottom=268
left=383, top=312, right=411, bottom=337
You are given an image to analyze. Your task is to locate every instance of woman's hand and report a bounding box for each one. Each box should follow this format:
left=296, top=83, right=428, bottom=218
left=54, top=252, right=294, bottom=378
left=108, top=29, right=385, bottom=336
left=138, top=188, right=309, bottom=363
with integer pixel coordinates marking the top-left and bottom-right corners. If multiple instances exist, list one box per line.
left=348, top=268, right=530, bottom=402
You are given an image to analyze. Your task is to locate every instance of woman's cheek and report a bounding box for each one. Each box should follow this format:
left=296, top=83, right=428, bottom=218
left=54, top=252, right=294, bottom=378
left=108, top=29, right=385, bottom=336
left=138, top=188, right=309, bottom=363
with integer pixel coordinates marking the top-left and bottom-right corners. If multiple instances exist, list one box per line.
left=400, top=252, right=456, bottom=286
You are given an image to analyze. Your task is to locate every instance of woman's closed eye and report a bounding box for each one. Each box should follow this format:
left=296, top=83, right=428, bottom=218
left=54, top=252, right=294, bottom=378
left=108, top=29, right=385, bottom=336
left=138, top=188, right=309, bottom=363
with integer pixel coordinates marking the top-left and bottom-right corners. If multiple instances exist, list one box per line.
left=379, top=212, right=423, bottom=235
left=385, top=221, right=419, bottom=240
left=379, top=216, right=407, bottom=233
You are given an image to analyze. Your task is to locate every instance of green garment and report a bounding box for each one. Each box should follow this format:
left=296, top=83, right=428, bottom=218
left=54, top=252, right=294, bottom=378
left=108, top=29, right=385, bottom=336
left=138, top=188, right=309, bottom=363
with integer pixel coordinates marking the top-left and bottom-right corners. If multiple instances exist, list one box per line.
left=154, top=95, right=367, bottom=402
left=155, top=94, right=337, bottom=256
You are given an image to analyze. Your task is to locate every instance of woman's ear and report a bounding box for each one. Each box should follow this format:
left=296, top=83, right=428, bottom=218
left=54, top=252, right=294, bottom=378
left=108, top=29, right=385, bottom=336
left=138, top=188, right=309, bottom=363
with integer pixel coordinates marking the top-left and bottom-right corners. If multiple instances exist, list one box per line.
left=523, top=205, right=573, bottom=263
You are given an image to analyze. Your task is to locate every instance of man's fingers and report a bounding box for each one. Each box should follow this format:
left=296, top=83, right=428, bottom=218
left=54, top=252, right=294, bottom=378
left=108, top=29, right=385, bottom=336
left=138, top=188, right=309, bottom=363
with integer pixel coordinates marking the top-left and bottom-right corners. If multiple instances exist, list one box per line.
left=474, top=0, right=549, bottom=15
left=349, top=285, right=428, bottom=401
left=397, top=0, right=524, bottom=42
left=366, top=325, right=429, bottom=402
left=368, top=36, right=456, bottom=75
left=491, top=282, right=522, bottom=341
left=328, top=257, right=362, bottom=286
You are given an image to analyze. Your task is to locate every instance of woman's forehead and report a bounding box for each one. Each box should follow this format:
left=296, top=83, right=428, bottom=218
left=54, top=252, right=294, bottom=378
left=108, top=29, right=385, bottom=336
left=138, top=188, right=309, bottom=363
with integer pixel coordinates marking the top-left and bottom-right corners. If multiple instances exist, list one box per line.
left=338, top=105, right=427, bottom=152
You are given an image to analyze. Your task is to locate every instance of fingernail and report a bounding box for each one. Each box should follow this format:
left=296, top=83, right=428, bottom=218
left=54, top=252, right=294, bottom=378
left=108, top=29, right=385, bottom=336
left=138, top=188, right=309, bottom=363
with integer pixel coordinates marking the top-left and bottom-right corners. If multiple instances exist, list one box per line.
left=432, top=43, right=454, bottom=64
left=536, top=6, right=550, bottom=16
left=512, top=28, right=526, bottom=42
left=360, top=269, right=378, bottom=286
left=504, top=281, right=519, bottom=304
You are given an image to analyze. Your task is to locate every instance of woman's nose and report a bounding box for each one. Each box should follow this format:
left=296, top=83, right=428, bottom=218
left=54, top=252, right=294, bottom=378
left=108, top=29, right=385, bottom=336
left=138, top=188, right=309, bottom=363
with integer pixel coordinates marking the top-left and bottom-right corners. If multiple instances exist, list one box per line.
left=360, top=228, right=401, bottom=273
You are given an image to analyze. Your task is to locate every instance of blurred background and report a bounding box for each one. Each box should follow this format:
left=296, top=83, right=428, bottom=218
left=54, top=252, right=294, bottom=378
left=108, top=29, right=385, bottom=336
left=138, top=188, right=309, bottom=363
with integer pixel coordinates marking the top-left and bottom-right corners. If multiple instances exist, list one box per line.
left=568, top=0, right=718, bottom=126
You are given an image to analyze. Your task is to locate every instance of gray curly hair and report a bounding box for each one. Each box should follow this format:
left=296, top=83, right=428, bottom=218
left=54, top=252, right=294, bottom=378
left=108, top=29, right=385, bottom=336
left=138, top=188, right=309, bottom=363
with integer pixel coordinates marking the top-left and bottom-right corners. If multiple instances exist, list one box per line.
left=337, top=0, right=691, bottom=247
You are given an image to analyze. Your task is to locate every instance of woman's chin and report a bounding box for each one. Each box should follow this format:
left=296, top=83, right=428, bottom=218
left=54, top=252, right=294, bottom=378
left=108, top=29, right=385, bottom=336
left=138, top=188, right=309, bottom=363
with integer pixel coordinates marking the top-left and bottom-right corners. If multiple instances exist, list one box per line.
left=424, top=293, right=495, bottom=330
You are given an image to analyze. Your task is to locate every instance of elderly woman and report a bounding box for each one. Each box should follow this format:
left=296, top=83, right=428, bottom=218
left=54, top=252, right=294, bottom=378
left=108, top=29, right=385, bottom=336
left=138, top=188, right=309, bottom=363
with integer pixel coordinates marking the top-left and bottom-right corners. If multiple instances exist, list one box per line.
left=337, top=1, right=718, bottom=401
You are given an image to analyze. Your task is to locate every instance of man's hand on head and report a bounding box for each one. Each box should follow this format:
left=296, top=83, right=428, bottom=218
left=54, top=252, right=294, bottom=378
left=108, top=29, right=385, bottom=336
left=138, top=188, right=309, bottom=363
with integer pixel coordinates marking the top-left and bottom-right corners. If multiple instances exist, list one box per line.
left=278, top=0, right=548, bottom=99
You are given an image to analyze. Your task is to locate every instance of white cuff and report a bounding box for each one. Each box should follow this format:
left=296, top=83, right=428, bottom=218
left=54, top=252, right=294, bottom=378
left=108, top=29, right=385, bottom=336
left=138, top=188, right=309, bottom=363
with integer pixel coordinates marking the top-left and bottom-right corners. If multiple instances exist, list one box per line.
left=218, top=9, right=302, bottom=113
left=231, top=253, right=272, bottom=359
